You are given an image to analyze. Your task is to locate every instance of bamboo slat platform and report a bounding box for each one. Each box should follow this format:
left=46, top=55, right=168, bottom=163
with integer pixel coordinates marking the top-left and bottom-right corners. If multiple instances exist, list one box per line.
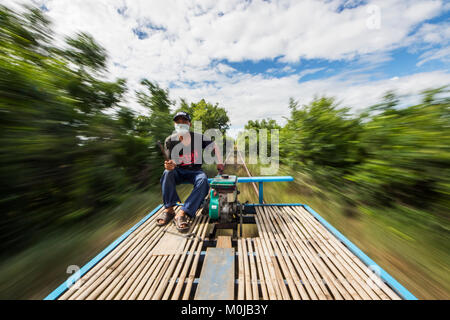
left=56, top=205, right=402, bottom=300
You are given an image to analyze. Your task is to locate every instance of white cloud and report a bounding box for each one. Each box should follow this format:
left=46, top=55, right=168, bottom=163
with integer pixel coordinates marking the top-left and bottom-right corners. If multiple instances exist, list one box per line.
left=171, top=70, right=450, bottom=132
left=12, top=0, right=445, bottom=79
left=412, top=21, right=450, bottom=66
left=417, top=47, right=450, bottom=66
left=298, top=67, right=326, bottom=79
left=281, top=66, right=295, bottom=73
left=216, top=63, right=236, bottom=74
left=3, top=0, right=449, bottom=133
left=415, top=22, right=450, bottom=44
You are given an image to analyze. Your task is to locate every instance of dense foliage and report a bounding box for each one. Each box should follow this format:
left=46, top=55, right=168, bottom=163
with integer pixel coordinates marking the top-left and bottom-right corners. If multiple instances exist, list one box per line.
left=0, top=5, right=230, bottom=253
left=1, top=3, right=448, bottom=271
left=177, top=98, right=230, bottom=135
left=237, top=118, right=281, bottom=159
left=279, top=91, right=450, bottom=228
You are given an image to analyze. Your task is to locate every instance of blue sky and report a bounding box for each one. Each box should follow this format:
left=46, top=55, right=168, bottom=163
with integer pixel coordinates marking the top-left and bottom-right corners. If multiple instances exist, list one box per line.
left=5, top=0, right=450, bottom=135
left=209, top=10, right=450, bottom=84
left=226, top=43, right=449, bottom=82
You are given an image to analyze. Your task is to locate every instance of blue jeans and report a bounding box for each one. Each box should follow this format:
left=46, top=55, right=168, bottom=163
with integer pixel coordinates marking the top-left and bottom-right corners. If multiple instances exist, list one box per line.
left=160, top=168, right=210, bottom=218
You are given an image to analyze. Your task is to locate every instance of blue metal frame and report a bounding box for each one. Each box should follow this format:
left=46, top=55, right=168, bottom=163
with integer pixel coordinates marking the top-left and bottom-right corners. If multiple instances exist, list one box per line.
left=208, top=176, right=294, bottom=183
left=44, top=204, right=163, bottom=300
left=208, top=176, right=293, bottom=204
left=259, top=182, right=264, bottom=204
left=238, top=176, right=293, bottom=204
left=245, top=203, right=418, bottom=300
left=236, top=176, right=294, bottom=183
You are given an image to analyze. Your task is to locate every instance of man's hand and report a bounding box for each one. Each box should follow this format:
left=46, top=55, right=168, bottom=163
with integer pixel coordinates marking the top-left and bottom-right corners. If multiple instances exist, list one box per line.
left=217, top=163, right=225, bottom=173
left=165, top=160, right=176, bottom=171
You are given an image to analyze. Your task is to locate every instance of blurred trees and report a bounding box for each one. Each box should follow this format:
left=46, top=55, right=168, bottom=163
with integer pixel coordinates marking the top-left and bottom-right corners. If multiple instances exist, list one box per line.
left=136, top=80, right=174, bottom=142
left=0, top=5, right=175, bottom=253
left=349, top=88, right=450, bottom=213
left=281, top=97, right=363, bottom=169
left=239, top=118, right=281, bottom=157
left=0, top=5, right=231, bottom=254
left=131, top=79, right=175, bottom=186
left=279, top=90, right=450, bottom=226
left=0, top=5, right=127, bottom=252
left=1, top=3, right=448, bottom=256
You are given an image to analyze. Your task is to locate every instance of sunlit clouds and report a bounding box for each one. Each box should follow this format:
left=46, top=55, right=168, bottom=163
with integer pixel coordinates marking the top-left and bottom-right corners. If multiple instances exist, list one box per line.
left=4, top=0, right=450, bottom=133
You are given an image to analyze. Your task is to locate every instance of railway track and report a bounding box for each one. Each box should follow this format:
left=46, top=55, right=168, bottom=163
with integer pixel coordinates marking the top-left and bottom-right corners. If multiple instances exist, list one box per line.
left=236, top=150, right=262, bottom=203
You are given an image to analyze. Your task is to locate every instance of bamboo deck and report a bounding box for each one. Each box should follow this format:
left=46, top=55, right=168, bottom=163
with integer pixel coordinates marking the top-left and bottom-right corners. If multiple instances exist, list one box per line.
left=57, top=205, right=402, bottom=300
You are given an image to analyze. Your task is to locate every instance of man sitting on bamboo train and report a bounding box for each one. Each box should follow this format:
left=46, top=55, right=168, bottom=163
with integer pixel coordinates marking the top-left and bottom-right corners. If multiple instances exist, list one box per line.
left=157, top=111, right=224, bottom=232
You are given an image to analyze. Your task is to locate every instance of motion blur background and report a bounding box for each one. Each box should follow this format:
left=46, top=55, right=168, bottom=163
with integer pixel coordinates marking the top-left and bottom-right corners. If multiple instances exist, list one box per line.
left=0, top=3, right=449, bottom=299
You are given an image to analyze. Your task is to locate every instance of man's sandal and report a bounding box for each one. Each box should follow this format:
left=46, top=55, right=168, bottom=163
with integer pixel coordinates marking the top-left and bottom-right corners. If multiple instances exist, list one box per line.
left=156, top=210, right=175, bottom=226
left=174, top=215, right=190, bottom=232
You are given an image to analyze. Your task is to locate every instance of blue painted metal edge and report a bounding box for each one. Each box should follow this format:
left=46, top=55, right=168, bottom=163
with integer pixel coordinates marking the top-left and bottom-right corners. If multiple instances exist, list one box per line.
left=245, top=203, right=302, bottom=207
left=207, top=176, right=294, bottom=184
left=246, top=203, right=417, bottom=300
left=237, top=176, right=294, bottom=183
left=43, top=204, right=163, bottom=300
left=258, top=182, right=264, bottom=204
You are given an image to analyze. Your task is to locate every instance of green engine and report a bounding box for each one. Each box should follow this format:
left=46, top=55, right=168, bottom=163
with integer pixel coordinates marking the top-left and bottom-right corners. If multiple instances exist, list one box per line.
left=207, top=174, right=239, bottom=223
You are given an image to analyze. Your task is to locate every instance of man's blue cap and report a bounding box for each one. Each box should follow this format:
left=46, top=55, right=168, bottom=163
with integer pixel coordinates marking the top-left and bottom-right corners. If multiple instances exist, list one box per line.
left=173, top=111, right=191, bottom=122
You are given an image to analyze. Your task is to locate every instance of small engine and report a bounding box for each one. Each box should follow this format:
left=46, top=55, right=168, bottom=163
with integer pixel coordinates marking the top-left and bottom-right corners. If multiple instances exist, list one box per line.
left=207, top=174, right=239, bottom=223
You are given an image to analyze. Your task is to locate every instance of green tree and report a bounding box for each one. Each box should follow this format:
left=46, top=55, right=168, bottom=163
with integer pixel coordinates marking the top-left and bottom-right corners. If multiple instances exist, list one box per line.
left=0, top=5, right=134, bottom=252
left=132, top=79, right=176, bottom=184
left=349, top=88, right=450, bottom=212
left=240, top=118, right=281, bottom=156
left=136, top=79, right=174, bottom=142
left=280, top=97, right=364, bottom=170
left=176, top=98, right=230, bottom=135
